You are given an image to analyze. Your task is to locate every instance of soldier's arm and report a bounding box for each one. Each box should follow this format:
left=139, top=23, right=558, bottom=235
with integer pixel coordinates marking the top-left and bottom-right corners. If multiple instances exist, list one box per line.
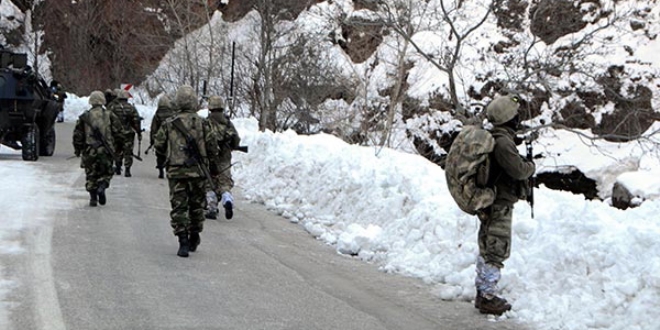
left=204, top=121, right=221, bottom=174
left=149, top=116, right=160, bottom=144
left=72, top=117, right=85, bottom=153
left=110, top=112, right=125, bottom=145
left=153, top=123, right=168, bottom=156
left=132, top=106, right=142, bottom=135
left=492, top=137, right=535, bottom=180
left=227, top=120, right=241, bottom=149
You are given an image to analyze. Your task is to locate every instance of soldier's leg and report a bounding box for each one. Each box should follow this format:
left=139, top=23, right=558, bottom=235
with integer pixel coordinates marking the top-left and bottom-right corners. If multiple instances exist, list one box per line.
left=205, top=190, right=218, bottom=219
left=156, top=152, right=166, bottom=179
left=124, top=133, right=135, bottom=170
left=84, top=152, right=100, bottom=206
left=97, top=152, right=114, bottom=205
left=113, top=141, right=122, bottom=175
left=189, top=178, right=207, bottom=252
left=217, top=159, right=235, bottom=220
left=475, top=203, right=513, bottom=315
left=168, top=178, right=191, bottom=257
left=168, top=179, right=191, bottom=235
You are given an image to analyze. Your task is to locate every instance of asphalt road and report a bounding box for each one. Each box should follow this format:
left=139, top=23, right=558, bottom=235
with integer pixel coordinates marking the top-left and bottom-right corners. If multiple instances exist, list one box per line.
left=4, top=122, right=527, bottom=330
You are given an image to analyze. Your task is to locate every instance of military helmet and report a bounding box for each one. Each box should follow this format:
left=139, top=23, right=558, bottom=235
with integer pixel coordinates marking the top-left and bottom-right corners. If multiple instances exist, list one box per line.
left=208, top=95, right=224, bottom=111
left=158, top=95, right=171, bottom=108
left=175, top=85, right=197, bottom=111
left=117, top=90, right=130, bottom=100
left=486, top=95, right=520, bottom=125
left=89, top=91, right=106, bottom=106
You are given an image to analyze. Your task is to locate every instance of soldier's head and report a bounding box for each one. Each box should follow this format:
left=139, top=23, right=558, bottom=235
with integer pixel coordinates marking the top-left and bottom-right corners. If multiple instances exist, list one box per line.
left=158, top=94, right=171, bottom=109
left=486, top=95, right=520, bottom=126
left=207, top=95, right=224, bottom=112
left=89, top=91, right=106, bottom=106
left=104, top=89, right=116, bottom=101
left=117, top=90, right=130, bottom=100
left=175, top=85, right=197, bottom=112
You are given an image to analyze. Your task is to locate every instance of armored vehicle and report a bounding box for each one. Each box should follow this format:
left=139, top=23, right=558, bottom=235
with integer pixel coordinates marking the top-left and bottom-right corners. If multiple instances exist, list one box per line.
left=0, top=48, right=59, bottom=161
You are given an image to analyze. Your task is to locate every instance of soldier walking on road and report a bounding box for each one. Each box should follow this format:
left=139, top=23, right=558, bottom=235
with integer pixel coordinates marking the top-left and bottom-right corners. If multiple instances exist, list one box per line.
left=149, top=94, right=175, bottom=179
left=109, top=90, right=142, bottom=177
left=153, top=85, right=220, bottom=258
left=72, top=91, right=124, bottom=207
left=205, top=95, right=241, bottom=220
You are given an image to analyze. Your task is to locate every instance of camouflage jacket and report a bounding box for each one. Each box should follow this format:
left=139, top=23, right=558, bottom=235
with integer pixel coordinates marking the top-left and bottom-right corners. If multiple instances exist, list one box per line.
left=488, top=126, right=536, bottom=204
left=149, top=104, right=175, bottom=144
left=72, top=105, right=124, bottom=155
left=152, top=110, right=220, bottom=179
left=109, top=100, right=141, bottom=135
left=208, top=111, right=241, bottom=153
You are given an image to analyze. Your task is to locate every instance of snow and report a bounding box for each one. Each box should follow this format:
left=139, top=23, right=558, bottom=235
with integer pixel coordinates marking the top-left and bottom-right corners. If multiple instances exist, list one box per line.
left=2, top=98, right=660, bottom=330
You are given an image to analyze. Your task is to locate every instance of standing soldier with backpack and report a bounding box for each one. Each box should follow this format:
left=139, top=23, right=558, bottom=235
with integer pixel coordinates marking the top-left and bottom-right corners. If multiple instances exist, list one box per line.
left=149, top=94, right=175, bottom=179
left=72, top=91, right=124, bottom=207
left=475, top=95, right=535, bottom=315
left=204, top=95, right=241, bottom=220
left=109, top=89, right=142, bottom=177
left=153, top=85, right=220, bottom=258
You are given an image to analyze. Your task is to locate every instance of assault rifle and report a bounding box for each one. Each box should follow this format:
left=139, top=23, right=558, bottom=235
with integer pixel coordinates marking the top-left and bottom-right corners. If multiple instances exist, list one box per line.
left=170, top=118, right=217, bottom=192
left=79, top=114, right=115, bottom=159
left=525, top=137, right=535, bottom=219
left=233, top=145, right=248, bottom=153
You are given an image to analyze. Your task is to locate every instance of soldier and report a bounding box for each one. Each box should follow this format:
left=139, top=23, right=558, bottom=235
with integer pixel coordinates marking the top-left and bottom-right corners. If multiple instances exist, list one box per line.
left=51, top=81, right=67, bottom=122
left=104, top=89, right=117, bottom=108
left=149, top=95, right=175, bottom=179
left=72, top=91, right=124, bottom=207
left=153, top=85, right=220, bottom=258
left=474, top=95, right=535, bottom=315
left=204, top=95, right=241, bottom=220
left=109, top=89, right=142, bottom=177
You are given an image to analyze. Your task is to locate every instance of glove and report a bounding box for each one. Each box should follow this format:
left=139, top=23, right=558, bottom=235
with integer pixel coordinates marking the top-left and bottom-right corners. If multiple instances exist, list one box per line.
left=74, top=149, right=81, bottom=157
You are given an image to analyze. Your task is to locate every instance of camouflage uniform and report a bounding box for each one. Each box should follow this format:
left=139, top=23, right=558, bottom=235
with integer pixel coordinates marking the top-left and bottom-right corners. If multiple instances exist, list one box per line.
left=72, top=91, right=124, bottom=206
left=150, top=95, right=175, bottom=178
left=153, top=86, right=220, bottom=257
left=205, top=95, right=241, bottom=220
left=475, top=95, right=535, bottom=314
left=109, top=90, right=141, bottom=176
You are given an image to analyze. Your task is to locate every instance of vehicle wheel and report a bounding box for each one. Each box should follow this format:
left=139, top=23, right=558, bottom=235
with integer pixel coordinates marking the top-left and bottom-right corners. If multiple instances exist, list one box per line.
left=22, top=125, right=40, bottom=161
left=40, top=126, right=56, bottom=156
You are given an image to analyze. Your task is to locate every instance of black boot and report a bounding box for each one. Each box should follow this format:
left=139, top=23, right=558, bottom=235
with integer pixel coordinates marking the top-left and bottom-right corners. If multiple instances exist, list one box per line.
left=189, top=232, right=200, bottom=252
left=224, top=201, right=233, bottom=220
left=97, top=182, right=107, bottom=205
left=478, top=295, right=511, bottom=315
left=158, top=167, right=164, bottom=179
left=89, top=191, right=98, bottom=207
left=177, top=233, right=190, bottom=257
left=124, top=166, right=132, bottom=177
left=114, top=162, right=122, bottom=175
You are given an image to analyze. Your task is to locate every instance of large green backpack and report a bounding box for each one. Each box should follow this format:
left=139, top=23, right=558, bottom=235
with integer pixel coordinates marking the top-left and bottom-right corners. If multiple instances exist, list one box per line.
left=444, top=125, right=496, bottom=215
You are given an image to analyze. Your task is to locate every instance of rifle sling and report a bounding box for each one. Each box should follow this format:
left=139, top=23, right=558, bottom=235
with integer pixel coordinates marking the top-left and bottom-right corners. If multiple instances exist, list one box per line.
left=170, top=118, right=217, bottom=190
left=79, top=113, right=113, bottom=155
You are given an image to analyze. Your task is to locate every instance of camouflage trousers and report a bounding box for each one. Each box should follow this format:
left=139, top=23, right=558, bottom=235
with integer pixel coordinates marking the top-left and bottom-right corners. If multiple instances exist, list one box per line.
left=114, top=132, right=135, bottom=167
left=81, top=147, right=114, bottom=192
left=206, top=160, right=234, bottom=214
left=168, top=177, right=206, bottom=235
left=155, top=151, right=166, bottom=170
left=213, top=159, right=234, bottom=194
left=477, top=202, right=513, bottom=268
